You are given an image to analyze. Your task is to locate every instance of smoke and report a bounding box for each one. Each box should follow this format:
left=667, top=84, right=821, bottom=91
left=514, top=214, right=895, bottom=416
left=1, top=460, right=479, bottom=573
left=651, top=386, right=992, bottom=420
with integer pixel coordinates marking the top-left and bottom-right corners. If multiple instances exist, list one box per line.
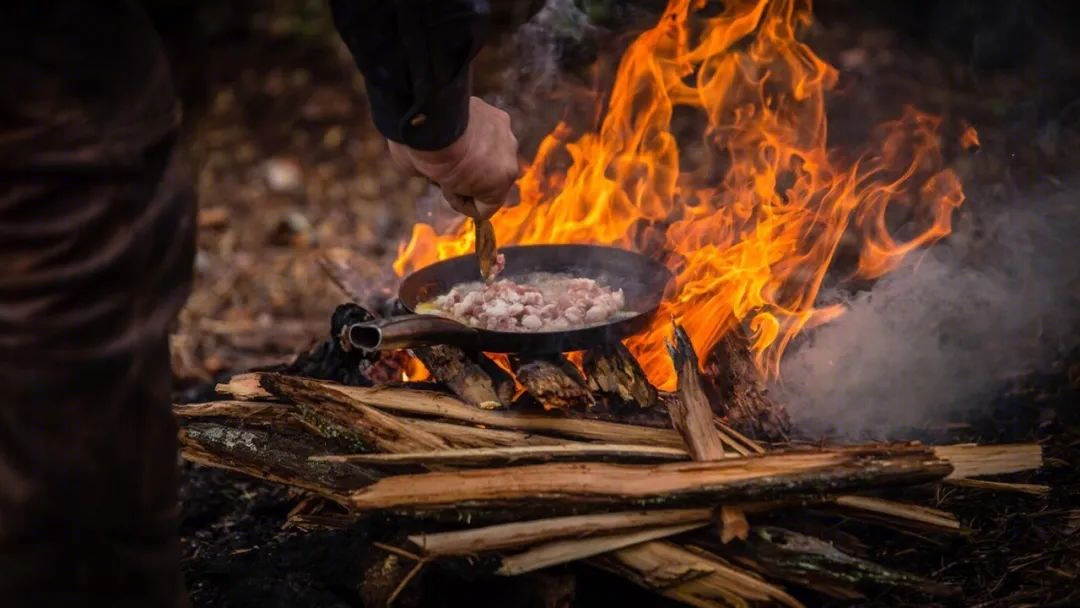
left=776, top=187, right=1080, bottom=440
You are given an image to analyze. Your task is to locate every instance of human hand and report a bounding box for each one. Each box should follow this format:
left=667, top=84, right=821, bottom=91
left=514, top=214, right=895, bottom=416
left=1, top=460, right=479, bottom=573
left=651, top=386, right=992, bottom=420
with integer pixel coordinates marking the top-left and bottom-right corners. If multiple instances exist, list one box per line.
left=388, top=97, right=518, bottom=220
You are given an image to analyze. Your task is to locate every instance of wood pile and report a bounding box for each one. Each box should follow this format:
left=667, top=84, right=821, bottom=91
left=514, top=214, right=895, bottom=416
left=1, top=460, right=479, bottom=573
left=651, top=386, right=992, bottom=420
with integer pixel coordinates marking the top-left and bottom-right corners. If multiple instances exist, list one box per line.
left=175, top=322, right=1045, bottom=608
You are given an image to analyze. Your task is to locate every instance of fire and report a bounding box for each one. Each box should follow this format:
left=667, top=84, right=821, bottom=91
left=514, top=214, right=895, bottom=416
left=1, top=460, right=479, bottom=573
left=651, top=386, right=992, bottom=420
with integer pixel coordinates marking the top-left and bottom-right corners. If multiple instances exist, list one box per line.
left=395, top=0, right=965, bottom=390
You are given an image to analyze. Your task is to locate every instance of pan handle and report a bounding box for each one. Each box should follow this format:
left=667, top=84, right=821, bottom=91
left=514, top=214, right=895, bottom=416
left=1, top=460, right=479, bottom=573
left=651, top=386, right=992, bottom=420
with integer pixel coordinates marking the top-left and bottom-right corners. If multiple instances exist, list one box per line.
left=345, top=314, right=479, bottom=352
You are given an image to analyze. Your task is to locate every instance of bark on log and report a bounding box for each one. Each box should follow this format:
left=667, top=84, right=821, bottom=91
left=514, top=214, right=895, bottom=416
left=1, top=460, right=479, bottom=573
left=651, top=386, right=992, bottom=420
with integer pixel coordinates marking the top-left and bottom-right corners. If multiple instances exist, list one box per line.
left=179, top=421, right=369, bottom=502
left=347, top=446, right=953, bottom=513
left=177, top=399, right=580, bottom=450
left=583, top=341, right=658, bottom=410
left=219, top=373, right=687, bottom=448
left=703, top=329, right=790, bottom=442
left=590, top=540, right=804, bottom=608
left=258, top=373, right=450, bottom=452
left=736, top=526, right=959, bottom=597
left=412, top=344, right=514, bottom=409
left=315, top=443, right=689, bottom=467
left=512, top=355, right=594, bottom=410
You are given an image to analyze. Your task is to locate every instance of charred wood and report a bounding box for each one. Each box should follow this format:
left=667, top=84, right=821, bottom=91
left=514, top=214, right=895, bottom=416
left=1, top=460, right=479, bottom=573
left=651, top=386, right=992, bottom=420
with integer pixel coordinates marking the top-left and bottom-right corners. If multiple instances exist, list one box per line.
left=703, top=329, right=790, bottom=442
left=412, top=344, right=515, bottom=409
left=512, top=355, right=595, bottom=410
left=583, top=340, right=658, bottom=410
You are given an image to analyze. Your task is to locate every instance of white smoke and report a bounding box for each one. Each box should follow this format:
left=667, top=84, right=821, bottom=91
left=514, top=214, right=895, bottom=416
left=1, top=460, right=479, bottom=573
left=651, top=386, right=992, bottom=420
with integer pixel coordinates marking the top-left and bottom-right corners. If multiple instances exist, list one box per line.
left=776, top=187, right=1080, bottom=440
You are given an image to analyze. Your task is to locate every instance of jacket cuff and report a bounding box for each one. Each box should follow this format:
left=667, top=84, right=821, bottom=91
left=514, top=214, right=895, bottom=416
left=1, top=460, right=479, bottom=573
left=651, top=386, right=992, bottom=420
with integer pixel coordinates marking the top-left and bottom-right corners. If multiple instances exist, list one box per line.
left=366, top=67, right=471, bottom=152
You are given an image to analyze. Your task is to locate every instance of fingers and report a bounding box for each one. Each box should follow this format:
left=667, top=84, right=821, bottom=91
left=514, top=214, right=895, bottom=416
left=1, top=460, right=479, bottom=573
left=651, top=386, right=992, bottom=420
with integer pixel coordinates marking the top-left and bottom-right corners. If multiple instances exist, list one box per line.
left=442, top=189, right=480, bottom=218
left=392, top=97, right=520, bottom=220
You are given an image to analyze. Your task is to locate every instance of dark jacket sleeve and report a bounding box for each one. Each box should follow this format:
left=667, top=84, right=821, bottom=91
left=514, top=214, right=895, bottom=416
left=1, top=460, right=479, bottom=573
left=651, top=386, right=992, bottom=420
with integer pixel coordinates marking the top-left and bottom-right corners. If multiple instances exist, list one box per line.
left=330, top=0, right=489, bottom=151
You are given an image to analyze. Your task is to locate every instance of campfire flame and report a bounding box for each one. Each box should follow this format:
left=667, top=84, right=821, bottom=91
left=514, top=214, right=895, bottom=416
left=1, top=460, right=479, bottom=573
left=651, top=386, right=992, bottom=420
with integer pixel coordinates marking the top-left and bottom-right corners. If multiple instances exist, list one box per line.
left=395, top=0, right=965, bottom=390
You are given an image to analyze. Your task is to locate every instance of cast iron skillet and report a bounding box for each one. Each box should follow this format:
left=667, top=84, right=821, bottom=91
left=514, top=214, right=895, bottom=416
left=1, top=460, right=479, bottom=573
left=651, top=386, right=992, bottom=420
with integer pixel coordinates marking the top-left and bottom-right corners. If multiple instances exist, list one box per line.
left=347, top=244, right=673, bottom=355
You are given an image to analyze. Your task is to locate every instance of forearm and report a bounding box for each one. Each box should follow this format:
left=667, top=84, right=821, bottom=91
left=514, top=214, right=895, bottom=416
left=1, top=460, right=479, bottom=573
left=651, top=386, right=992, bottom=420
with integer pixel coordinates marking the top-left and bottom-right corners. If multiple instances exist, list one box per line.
left=329, top=0, right=489, bottom=151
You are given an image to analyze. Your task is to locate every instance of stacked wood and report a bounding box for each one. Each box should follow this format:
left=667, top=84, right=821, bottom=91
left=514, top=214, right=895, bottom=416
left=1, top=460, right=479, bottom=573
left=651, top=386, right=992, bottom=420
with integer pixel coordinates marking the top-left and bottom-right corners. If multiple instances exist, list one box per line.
left=177, top=325, right=1047, bottom=608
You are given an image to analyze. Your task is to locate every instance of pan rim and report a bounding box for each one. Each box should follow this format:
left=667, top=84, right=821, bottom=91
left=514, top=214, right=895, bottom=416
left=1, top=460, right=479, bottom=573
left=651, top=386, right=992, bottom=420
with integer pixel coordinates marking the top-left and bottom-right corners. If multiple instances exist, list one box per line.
left=397, top=243, right=673, bottom=349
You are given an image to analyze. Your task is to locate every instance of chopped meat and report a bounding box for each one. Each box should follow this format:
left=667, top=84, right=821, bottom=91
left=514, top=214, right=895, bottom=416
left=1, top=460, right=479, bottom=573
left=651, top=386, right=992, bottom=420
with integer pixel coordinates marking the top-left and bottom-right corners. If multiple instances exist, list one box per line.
left=425, top=272, right=627, bottom=332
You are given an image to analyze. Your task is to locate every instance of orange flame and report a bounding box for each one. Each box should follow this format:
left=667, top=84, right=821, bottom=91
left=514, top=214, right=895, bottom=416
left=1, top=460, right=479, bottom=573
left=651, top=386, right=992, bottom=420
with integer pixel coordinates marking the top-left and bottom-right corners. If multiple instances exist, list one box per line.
left=396, top=0, right=964, bottom=390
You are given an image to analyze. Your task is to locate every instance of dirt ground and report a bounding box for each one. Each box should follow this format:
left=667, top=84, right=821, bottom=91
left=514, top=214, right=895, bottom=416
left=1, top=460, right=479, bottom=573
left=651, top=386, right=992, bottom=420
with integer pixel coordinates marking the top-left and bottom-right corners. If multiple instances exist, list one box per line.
left=165, top=1, right=1080, bottom=606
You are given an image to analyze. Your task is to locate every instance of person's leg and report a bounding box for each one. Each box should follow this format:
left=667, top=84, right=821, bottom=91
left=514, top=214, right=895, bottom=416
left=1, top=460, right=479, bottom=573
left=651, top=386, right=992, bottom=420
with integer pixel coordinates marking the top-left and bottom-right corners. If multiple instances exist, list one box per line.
left=0, top=3, right=194, bottom=606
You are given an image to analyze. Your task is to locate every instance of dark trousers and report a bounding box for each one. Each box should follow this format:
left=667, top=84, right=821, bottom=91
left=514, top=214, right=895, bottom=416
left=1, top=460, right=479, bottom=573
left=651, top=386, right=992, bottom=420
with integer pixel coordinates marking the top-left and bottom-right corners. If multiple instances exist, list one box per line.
left=0, top=2, right=195, bottom=605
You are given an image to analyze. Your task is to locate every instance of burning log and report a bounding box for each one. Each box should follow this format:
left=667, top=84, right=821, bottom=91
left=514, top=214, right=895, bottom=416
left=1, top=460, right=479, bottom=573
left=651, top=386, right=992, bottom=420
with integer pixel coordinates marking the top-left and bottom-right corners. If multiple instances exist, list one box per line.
left=345, top=446, right=954, bottom=513
left=411, top=344, right=515, bottom=409
left=583, top=340, right=659, bottom=409
left=512, top=355, right=595, bottom=410
left=704, top=329, right=791, bottom=442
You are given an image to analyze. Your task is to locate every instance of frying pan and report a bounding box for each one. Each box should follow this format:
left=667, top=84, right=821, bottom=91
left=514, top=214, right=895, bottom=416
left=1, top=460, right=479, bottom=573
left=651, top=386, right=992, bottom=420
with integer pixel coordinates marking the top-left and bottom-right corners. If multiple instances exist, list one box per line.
left=347, top=244, right=673, bottom=355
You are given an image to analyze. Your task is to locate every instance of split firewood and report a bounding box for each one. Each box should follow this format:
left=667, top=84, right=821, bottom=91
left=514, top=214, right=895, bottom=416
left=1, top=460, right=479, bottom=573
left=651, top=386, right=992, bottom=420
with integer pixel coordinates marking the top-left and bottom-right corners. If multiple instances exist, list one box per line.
left=218, top=373, right=687, bottom=448
left=346, top=445, right=954, bottom=513
left=173, top=400, right=293, bottom=423
left=411, top=344, right=514, bottom=409
left=932, top=443, right=1044, bottom=479
left=495, top=523, right=707, bottom=576
left=257, top=373, right=450, bottom=453
left=512, top=355, right=594, bottom=410
left=179, top=421, right=370, bottom=503
left=736, top=526, right=959, bottom=598
left=704, top=328, right=791, bottom=442
left=409, top=508, right=714, bottom=556
left=831, top=495, right=962, bottom=531
left=176, top=398, right=579, bottom=450
left=314, top=443, right=689, bottom=467
left=666, top=325, right=729, bottom=461
left=590, top=540, right=804, bottom=608
left=667, top=324, right=748, bottom=543
left=409, top=419, right=579, bottom=449
left=583, top=341, right=658, bottom=409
